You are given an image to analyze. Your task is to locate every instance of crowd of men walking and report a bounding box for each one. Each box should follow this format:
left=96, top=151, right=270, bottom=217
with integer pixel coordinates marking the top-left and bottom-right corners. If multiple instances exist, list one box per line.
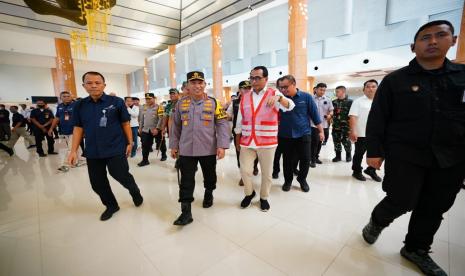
left=1, top=20, right=464, bottom=276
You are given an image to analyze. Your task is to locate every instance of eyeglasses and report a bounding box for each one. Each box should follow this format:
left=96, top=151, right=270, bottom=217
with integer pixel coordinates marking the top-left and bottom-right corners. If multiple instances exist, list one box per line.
left=249, top=76, right=264, bottom=82
left=278, top=86, right=289, bottom=90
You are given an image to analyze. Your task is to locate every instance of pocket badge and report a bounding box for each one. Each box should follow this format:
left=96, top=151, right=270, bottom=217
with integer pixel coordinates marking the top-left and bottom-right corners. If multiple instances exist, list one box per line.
left=411, top=85, right=419, bottom=92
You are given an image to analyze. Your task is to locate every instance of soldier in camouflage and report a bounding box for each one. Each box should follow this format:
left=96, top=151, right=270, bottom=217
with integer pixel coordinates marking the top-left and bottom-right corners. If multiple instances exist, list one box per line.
left=331, top=85, right=353, bottom=162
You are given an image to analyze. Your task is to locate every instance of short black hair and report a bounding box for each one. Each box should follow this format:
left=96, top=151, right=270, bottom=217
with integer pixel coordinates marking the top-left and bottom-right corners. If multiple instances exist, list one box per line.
left=181, top=81, right=188, bottom=89
left=276, top=77, right=283, bottom=86
left=414, top=20, right=454, bottom=42
left=252, top=66, right=268, bottom=78
left=82, top=71, right=106, bottom=83
left=363, top=79, right=378, bottom=88
left=132, top=97, right=139, bottom=101
left=281, top=75, right=296, bottom=85
left=10, top=105, right=18, bottom=110
left=335, top=85, right=346, bottom=91
left=316, top=83, right=327, bottom=88
left=124, top=96, right=132, bottom=101
left=0, top=104, right=5, bottom=108
left=60, top=91, right=70, bottom=96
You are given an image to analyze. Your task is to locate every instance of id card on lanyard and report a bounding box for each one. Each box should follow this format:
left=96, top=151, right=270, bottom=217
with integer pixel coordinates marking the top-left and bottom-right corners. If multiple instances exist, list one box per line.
left=100, top=109, right=107, bottom=127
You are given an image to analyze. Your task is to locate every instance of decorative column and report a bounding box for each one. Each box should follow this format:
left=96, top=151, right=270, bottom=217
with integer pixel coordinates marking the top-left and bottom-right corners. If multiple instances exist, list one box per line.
left=288, top=0, right=308, bottom=90
left=169, top=45, right=176, bottom=88
left=143, top=58, right=149, bottom=93
left=50, top=68, right=60, bottom=97
left=211, top=23, right=224, bottom=102
left=307, top=76, right=315, bottom=94
left=455, top=1, right=465, bottom=64
left=54, top=38, right=77, bottom=97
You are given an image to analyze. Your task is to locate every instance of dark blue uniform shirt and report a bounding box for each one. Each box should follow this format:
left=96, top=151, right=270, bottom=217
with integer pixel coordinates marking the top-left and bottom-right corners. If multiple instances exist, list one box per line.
left=278, top=90, right=322, bottom=138
left=55, top=102, right=75, bottom=135
left=30, top=108, right=54, bottom=130
left=73, top=93, right=130, bottom=159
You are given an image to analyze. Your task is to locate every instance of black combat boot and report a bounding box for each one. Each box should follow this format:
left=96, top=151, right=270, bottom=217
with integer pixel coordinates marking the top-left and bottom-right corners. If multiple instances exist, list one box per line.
left=346, top=152, right=352, bottom=162
left=362, top=217, right=385, bottom=244
left=173, top=202, right=193, bottom=226
left=332, top=151, right=342, bottom=162
left=202, top=189, right=214, bottom=208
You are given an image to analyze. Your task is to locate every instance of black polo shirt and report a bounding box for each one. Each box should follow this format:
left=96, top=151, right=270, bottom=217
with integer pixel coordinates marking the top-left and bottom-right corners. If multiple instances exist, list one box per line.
left=0, top=109, right=9, bottom=124
left=12, top=113, right=26, bottom=127
left=366, top=58, right=465, bottom=168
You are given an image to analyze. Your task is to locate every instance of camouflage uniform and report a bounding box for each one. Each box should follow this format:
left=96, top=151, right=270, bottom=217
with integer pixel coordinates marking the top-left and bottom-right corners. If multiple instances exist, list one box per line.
left=332, top=96, right=352, bottom=154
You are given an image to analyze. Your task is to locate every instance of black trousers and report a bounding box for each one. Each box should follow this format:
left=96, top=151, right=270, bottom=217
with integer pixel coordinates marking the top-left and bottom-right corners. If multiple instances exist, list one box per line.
left=273, top=139, right=283, bottom=173
left=352, top=137, right=375, bottom=173
left=0, top=123, right=10, bottom=141
left=310, top=127, right=328, bottom=161
left=34, top=130, right=54, bottom=154
left=178, top=155, right=217, bottom=203
left=371, top=158, right=465, bottom=251
left=141, top=131, right=166, bottom=161
left=281, top=134, right=311, bottom=184
left=86, top=155, right=140, bottom=208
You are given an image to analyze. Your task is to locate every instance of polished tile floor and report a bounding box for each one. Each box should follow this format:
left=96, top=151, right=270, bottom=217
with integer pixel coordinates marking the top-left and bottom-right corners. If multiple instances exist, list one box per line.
left=0, top=137, right=464, bottom=276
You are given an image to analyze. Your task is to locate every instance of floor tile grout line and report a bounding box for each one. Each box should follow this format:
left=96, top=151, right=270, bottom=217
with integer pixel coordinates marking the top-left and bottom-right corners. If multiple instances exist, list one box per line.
left=236, top=222, right=291, bottom=276
left=321, top=243, right=346, bottom=276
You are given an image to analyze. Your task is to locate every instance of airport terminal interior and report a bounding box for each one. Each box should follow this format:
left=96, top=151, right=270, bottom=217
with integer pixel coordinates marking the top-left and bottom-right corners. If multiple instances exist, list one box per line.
left=1, top=0, right=465, bottom=275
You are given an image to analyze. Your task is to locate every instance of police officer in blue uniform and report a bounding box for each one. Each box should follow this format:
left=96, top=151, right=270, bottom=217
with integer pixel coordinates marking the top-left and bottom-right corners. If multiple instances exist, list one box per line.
left=30, top=99, right=57, bottom=157
left=68, top=71, right=143, bottom=221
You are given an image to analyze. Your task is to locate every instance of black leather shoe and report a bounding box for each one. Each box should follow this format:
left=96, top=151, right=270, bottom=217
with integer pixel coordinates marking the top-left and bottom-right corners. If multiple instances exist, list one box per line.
left=240, top=190, right=256, bottom=208
left=253, top=167, right=259, bottom=176
left=297, top=179, right=310, bottom=192
left=282, top=182, right=291, bottom=192
left=137, top=160, right=150, bottom=167
left=332, top=152, right=341, bottom=162
left=100, top=206, right=120, bottom=221
left=48, top=152, right=58, bottom=155
left=202, top=190, right=213, bottom=208
left=272, top=172, right=279, bottom=179
left=38, top=153, right=47, bottom=157
left=315, top=159, right=322, bottom=164
left=400, top=247, right=447, bottom=276
left=364, top=169, right=382, bottom=182
left=160, top=155, right=167, bottom=161
left=352, top=172, right=366, bottom=181
left=309, top=162, right=316, bottom=168
left=259, top=199, right=270, bottom=212
left=132, top=193, right=143, bottom=207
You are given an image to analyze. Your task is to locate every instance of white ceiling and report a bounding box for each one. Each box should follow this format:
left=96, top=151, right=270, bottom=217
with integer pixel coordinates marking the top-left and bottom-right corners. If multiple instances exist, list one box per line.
left=0, top=0, right=274, bottom=52
left=0, top=50, right=141, bottom=74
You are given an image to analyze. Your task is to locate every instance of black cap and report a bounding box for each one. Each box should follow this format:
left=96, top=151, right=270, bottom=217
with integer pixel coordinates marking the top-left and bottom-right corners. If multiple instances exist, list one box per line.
left=238, top=80, right=251, bottom=89
left=144, top=93, right=155, bottom=98
left=187, top=71, right=205, bottom=81
left=169, top=88, right=179, bottom=94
